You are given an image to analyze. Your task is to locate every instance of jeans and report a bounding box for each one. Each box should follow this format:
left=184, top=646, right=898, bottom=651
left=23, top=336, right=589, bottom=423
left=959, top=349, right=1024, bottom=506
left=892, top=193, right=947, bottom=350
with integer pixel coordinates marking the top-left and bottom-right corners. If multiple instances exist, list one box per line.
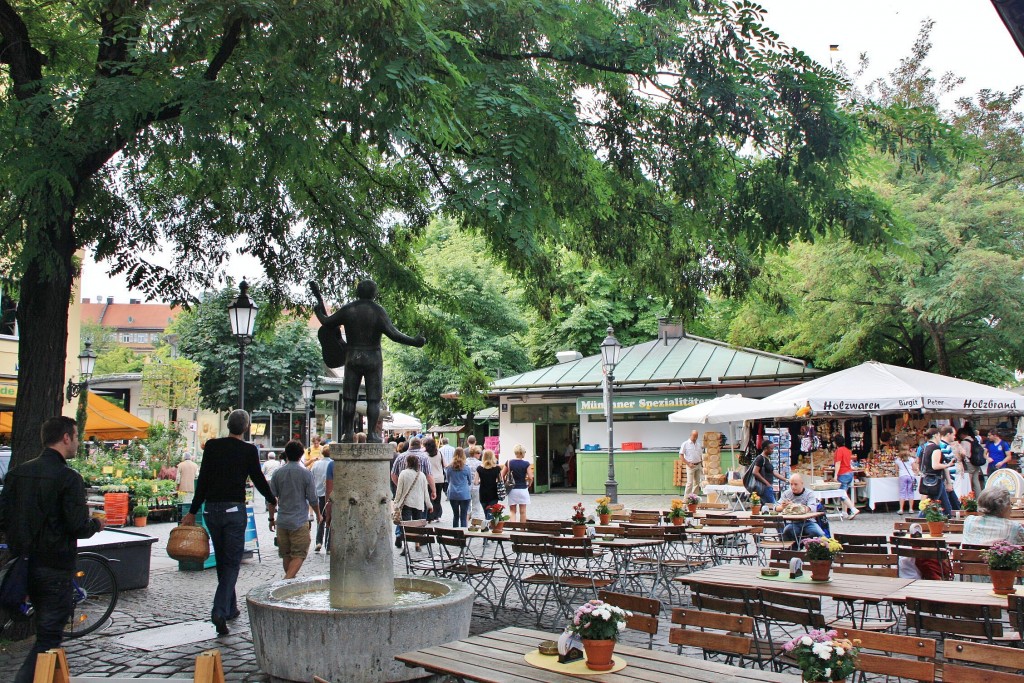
left=315, top=495, right=328, bottom=546
left=481, top=498, right=499, bottom=522
left=430, top=482, right=448, bottom=522
left=782, top=521, right=826, bottom=545
left=757, top=483, right=777, bottom=504
left=14, top=563, right=73, bottom=683
left=203, top=502, right=248, bottom=621
left=450, top=498, right=470, bottom=528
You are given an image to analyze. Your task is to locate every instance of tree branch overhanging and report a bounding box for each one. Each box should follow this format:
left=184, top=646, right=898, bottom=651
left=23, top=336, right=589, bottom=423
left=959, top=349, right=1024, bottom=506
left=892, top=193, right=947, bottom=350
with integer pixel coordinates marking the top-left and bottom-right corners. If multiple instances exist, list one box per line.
left=0, top=0, right=47, bottom=98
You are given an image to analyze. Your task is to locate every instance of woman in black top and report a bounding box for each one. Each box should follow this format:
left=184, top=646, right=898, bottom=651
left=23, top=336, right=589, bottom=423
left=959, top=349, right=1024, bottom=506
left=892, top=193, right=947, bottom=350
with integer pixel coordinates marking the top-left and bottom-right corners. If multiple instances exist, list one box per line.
left=475, top=449, right=502, bottom=520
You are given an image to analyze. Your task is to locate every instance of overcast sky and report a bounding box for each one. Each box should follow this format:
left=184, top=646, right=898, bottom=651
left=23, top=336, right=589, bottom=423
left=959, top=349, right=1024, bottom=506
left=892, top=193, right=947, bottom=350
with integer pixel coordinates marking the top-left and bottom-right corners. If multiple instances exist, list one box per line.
left=81, top=0, right=1024, bottom=304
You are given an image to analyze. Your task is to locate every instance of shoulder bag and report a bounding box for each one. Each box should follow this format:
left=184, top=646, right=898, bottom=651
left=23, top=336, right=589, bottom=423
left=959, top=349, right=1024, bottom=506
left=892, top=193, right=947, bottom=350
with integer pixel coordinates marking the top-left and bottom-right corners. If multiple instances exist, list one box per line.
left=742, top=455, right=763, bottom=493
left=496, top=470, right=507, bottom=501
left=392, top=475, right=415, bottom=524
left=918, top=443, right=942, bottom=498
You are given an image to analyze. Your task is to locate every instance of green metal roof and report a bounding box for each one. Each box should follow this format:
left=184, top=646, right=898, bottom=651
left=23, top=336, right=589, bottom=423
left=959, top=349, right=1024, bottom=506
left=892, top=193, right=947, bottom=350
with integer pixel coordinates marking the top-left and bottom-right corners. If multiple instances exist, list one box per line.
left=490, top=334, right=816, bottom=394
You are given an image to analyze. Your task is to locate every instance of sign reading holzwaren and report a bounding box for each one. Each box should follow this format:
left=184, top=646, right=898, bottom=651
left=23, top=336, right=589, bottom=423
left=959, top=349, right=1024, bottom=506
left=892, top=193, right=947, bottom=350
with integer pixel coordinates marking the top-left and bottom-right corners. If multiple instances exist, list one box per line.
left=576, top=393, right=716, bottom=415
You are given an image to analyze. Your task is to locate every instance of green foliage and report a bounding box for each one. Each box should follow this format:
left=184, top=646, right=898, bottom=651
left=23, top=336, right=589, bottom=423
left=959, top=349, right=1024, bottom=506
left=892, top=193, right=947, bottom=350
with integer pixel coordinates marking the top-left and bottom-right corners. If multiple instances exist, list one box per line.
left=171, top=284, right=321, bottom=413
left=140, top=357, right=201, bottom=411
left=384, top=220, right=531, bottom=424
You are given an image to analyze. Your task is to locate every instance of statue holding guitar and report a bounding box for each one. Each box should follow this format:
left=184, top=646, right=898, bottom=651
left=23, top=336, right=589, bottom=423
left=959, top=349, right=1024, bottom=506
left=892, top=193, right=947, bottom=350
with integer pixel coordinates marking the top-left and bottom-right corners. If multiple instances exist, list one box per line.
left=310, top=280, right=425, bottom=443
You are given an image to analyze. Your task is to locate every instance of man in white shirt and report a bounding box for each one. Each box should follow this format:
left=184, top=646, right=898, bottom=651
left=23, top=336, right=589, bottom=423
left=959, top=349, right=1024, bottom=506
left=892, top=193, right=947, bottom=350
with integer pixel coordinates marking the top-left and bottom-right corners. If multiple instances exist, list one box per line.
left=438, top=437, right=456, bottom=468
left=261, top=452, right=282, bottom=480
left=679, top=430, right=704, bottom=497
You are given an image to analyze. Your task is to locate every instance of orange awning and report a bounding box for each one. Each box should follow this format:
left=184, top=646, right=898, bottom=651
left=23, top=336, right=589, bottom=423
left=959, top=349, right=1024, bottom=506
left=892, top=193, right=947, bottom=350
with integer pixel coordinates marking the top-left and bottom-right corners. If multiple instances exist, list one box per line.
left=0, top=391, right=150, bottom=440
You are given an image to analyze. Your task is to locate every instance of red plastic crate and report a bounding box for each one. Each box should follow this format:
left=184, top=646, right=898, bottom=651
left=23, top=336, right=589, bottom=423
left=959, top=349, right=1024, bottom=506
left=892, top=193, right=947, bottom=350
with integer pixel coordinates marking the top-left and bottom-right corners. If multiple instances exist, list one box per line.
left=621, top=442, right=643, bottom=451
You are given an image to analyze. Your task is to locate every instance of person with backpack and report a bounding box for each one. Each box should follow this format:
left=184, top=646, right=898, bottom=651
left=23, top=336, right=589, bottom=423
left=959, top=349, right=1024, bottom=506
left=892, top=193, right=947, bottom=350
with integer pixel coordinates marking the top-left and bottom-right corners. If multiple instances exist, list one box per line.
left=960, top=428, right=986, bottom=497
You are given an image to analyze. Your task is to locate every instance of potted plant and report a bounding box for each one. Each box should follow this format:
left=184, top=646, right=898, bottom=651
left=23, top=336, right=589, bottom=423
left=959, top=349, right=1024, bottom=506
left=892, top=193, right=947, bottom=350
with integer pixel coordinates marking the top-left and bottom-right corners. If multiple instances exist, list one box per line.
left=568, top=599, right=632, bottom=671
left=803, top=536, right=843, bottom=581
left=486, top=503, right=510, bottom=533
left=668, top=499, right=688, bottom=526
left=595, top=497, right=612, bottom=525
left=749, top=492, right=762, bottom=515
left=133, top=504, right=149, bottom=527
left=570, top=503, right=588, bottom=537
left=982, top=540, right=1024, bottom=595
left=783, top=629, right=859, bottom=682
left=960, top=492, right=979, bottom=515
left=919, top=498, right=947, bottom=536
left=684, top=493, right=701, bottom=514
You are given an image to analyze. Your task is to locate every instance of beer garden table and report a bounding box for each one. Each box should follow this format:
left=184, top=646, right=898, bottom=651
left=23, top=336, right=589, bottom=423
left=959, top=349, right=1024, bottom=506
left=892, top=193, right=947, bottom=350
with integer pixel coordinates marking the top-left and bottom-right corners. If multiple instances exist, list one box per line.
left=676, top=564, right=916, bottom=603
left=394, top=626, right=800, bottom=682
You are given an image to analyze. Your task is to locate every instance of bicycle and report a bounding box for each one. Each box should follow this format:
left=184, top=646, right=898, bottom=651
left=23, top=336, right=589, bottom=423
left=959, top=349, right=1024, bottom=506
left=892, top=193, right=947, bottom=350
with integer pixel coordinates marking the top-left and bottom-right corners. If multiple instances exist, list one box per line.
left=0, top=547, right=119, bottom=639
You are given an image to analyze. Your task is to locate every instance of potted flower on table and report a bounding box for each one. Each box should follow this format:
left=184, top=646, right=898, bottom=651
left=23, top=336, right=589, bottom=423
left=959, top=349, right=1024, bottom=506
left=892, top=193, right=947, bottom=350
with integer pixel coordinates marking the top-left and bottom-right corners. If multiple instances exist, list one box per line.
left=595, top=497, right=612, bottom=525
left=803, top=536, right=843, bottom=581
left=960, top=492, right=979, bottom=516
left=783, top=629, right=859, bottom=682
left=570, top=503, right=589, bottom=537
left=133, top=504, right=149, bottom=527
left=668, top=499, right=688, bottom=526
left=569, top=599, right=632, bottom=671
left=982, top=540, right=1024, bottom=595
left=684, top=492, right=701, bottom=514
left=750, top=492, right=762, bottom=515
left=486, top=503, right=510, bottom=533
left=919, top=498, right=947, bottom=537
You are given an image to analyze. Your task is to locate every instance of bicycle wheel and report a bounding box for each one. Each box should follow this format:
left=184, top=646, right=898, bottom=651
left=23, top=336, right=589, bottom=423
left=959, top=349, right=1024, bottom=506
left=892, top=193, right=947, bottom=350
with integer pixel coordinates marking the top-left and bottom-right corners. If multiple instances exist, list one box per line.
left=64, top=552, right=118, bottom=638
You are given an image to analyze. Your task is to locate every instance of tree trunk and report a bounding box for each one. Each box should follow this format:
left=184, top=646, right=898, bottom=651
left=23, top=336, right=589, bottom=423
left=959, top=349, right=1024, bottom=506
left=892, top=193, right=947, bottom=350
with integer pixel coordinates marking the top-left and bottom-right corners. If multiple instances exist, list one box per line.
left=11, top=223, right=76, bottom=469
left=923, top=322, right=951, bottom=375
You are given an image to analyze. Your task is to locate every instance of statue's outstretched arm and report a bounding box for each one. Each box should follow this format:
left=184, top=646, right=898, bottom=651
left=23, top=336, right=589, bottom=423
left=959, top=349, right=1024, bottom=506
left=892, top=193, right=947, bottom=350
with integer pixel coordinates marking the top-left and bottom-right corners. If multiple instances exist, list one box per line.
left=378, top=305, right=425, bottom=348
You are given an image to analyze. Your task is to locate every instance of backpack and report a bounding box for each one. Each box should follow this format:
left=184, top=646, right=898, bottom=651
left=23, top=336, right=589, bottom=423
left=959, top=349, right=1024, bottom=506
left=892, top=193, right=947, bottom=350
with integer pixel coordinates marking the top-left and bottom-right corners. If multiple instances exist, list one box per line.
left=969, top=439, right=987, bottom=467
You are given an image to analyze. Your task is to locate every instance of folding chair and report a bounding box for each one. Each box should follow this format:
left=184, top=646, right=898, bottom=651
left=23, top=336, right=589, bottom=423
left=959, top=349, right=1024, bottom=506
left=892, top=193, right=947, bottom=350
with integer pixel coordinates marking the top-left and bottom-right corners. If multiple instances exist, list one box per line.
left=598, top=590, right=661, bottom=649
left=628, top=510, right=662, bottom=524
left=689, top=582, right=772, bottom=670
left=659, top=526, right=709, bottom=602
left=831, top=552, right=899, bottom=630
left=756, top=588, right=827, bottom=673
left=502, top=534, right=558, bottom=626
left=617, top=526, right=666, bottom=597
left=669, top=607, right=755, bottom=667
left=892, top=535, right=951, bottom=581
left=942, top=639, right=1024, bottom=682
left=907, top=597, right=1011, bottom=645
left=399, top=523, right=442, bottom=575
left=834, top=532, right=889, bottom=554
left=549, top=537, right=614, bottom=618
left=434, top=527, right=501, bottom=617
left=833, top=628, right=937, bottom=682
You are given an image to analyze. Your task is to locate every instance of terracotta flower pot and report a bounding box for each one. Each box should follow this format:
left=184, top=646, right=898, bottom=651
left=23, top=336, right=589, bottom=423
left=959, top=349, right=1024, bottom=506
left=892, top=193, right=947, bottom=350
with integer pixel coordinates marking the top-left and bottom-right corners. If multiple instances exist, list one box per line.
left=492, top=521, right=506, bottom=533
left=572, top=524, right=587, bottom=537
left=582, top=638, right=615, bottom=671
left=810, top=560, right=832, bottom=582
left=687, top=504, right=698, bottom=514
left=927, top=521, right=945, bottom=537
left=671, top=516, right=684, bottom=526
left=751, top=505, right=762, bottom=515
left=134, top=516, right=147, bottom=527
left=599, top=514, right=610, bottom=525
left=990, top=568, right=1018, bottom=595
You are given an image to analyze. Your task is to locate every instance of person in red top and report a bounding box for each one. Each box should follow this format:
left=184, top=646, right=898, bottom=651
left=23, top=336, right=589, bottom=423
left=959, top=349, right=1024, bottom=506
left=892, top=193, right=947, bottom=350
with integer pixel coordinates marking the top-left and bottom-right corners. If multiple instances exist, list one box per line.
left=833, top=435, right=859, bottom=518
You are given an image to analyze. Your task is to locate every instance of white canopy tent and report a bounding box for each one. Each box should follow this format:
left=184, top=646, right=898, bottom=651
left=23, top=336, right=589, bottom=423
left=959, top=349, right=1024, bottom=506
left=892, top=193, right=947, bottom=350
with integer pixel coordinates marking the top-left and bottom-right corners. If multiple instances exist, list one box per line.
left=667, top=394, right=768, bottom=424
left=383, top=412, right=422, bottom=432
left=707, top=361, right=1023, bottom=422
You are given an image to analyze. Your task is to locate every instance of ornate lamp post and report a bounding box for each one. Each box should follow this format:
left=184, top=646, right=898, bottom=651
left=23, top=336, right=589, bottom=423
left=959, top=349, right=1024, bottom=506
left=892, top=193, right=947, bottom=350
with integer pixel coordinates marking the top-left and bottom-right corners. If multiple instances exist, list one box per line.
left=600, top=325, right=622, bottom=502
left=227, top=280, right=258, bottom=412
left=301, top=377, right=315, bottom=443
left=66, top=341, right=97, bottom=402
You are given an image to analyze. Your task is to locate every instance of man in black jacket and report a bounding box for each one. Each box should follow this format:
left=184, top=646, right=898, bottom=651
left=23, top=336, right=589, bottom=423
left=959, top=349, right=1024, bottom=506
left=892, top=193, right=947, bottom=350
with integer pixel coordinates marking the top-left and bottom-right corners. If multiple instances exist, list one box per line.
left=0, top=416, right=104, bottom=683
left=181, top=409, right=276, bottom=635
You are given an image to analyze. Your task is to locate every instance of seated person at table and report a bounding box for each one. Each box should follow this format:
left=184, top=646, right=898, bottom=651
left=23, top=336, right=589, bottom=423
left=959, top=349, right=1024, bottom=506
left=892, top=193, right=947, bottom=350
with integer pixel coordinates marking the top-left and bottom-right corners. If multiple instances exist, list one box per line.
left=779, top=474, right=825, bottom=544
left=963, top=487, right=1024, bottom=546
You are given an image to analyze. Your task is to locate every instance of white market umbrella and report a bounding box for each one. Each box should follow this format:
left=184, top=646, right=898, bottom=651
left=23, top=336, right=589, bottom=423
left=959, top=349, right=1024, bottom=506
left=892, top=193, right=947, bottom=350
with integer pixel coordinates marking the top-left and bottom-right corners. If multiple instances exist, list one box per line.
left=383, top=412, right=422, bottom=431
left=760, top=361, right=1023, bottom=415
left=668, top=394, right=769, bottom=424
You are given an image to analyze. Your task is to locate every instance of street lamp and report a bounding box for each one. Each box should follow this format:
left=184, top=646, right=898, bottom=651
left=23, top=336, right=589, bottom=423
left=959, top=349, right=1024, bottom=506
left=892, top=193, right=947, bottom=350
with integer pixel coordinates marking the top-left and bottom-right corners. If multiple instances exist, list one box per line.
left=66, top=341, right=97, bottom=402
left=600, top=325, right=622, bottom=502
left=227, top=280, right=258, bottom=412
left=301, top=377, right=315, bottom=443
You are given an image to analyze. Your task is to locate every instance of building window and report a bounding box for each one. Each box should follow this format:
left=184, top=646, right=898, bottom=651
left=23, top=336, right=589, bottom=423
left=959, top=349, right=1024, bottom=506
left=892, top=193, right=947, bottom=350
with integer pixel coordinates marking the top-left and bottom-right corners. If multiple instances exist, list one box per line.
left=122, top=333, right=132, bottom=343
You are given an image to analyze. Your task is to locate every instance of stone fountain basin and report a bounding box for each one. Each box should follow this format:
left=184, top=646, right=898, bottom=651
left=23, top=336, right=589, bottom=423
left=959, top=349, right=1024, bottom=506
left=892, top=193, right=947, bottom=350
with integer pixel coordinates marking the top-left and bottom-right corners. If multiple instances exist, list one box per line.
left=248, top=575, right=474, bottom=683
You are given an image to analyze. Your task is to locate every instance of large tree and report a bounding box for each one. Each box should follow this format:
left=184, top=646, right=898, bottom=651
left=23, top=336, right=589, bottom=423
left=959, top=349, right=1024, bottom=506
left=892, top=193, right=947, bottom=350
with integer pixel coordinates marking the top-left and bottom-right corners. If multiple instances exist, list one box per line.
left=3, top=0, right=882, bottom=467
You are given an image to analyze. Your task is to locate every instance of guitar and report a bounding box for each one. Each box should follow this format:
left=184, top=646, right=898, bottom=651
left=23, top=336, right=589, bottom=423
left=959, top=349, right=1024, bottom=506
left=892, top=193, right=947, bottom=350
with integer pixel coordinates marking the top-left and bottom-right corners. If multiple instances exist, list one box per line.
left=309, top=281, right=347, bottom=368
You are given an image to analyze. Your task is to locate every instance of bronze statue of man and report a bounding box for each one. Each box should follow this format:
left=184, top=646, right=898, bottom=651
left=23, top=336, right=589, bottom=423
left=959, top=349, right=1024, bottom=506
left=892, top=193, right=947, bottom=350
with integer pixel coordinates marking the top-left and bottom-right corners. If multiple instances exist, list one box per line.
left=311, top=280, right=425, bottom=443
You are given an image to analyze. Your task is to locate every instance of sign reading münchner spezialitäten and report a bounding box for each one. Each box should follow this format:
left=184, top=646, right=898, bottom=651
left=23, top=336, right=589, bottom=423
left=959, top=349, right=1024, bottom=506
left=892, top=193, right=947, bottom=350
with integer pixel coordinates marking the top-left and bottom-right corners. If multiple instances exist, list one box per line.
left=576, top=393, right=716, bottom=415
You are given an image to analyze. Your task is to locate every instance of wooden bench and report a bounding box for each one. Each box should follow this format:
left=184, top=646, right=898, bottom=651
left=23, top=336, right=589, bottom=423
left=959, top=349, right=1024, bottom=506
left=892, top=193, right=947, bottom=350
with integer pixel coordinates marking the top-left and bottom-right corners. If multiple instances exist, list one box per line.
left=35, top=648, right=224, bottom=683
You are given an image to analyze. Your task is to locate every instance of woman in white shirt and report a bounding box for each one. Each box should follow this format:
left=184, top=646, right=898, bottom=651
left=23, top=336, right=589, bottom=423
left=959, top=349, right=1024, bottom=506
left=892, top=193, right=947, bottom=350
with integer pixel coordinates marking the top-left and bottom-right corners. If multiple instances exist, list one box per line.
left=393, top=457, right=430, bottom=553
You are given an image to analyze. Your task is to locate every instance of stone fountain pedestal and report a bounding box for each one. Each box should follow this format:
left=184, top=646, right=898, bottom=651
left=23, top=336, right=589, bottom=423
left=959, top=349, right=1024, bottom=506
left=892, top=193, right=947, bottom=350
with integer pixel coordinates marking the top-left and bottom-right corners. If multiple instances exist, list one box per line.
left=248, top=443, right=474, bottom=682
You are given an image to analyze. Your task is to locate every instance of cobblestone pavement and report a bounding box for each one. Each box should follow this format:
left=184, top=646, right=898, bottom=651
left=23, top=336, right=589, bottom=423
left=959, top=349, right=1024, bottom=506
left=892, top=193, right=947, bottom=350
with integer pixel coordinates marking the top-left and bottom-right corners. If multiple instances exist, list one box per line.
left=0, top=491, right=901, bottom=681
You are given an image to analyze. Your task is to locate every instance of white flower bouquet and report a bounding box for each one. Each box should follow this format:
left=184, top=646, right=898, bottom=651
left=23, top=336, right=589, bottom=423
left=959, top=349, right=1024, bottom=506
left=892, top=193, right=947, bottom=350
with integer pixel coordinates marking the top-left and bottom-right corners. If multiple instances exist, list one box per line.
left=569, top=599, right=631, bottom=641
left=783, top=629, right=859, bottom=682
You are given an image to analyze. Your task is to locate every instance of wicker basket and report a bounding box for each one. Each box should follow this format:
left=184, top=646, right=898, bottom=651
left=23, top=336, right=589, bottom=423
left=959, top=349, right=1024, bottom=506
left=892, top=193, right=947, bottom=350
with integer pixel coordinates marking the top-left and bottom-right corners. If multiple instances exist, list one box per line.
left=167, top=524, right=211, bottom=562
left=706, top=474, right=728, bottom=485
